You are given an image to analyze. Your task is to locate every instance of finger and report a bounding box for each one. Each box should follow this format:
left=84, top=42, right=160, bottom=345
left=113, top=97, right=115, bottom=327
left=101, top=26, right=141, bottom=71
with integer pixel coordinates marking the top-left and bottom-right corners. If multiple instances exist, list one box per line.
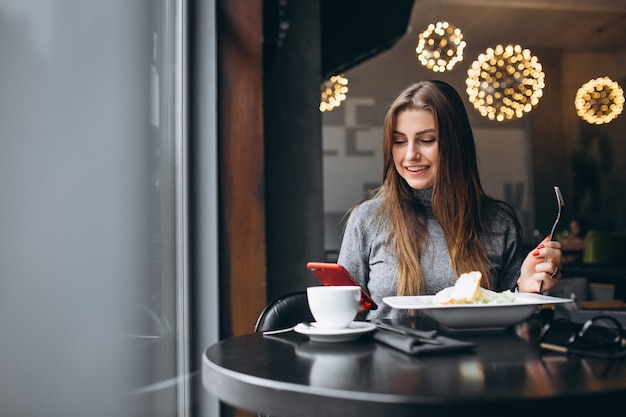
left=543, top=240, right=562, bottom=250
left=542, top=266, right=561, bottom=292
left=535, top=261, right=559, bottom=276
left=541, top=247, right=563, bottom=266
left=532, top=240, right=560, bottom=254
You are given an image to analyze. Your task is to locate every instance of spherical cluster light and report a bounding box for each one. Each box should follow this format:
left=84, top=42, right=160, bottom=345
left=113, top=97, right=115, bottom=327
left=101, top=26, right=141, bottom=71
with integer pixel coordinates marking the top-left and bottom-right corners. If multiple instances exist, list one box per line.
left=415, top=21, right=466, bottom=73
left=320, top=74, right=348, bottom=112
left=466, top=44, right=545, bottom=121
left=574, top=77, right=624, bottom=125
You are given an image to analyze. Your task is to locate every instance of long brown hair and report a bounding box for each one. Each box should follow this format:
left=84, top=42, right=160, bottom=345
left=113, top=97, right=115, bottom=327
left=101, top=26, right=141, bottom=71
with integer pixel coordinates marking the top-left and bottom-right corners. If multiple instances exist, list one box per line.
left=373, top=80, right=492, bottom=295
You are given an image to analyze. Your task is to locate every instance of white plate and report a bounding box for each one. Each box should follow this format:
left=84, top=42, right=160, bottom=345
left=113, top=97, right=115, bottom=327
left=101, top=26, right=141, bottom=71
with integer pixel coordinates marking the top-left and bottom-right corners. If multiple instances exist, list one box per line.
left=383, top=293, right=574, bottom=332
left=294, top=321, right=376, bottom=343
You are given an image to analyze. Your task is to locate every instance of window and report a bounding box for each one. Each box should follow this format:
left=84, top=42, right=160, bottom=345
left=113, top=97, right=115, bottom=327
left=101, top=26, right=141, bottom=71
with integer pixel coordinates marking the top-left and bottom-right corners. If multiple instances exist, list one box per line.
left=0, top=1, right=218, bottom=416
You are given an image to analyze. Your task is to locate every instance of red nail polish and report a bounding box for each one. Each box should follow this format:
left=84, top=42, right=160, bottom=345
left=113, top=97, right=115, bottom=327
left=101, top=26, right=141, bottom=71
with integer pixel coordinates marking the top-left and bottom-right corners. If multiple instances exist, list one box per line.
left=532, top=251, right=540, bottom=257
left=537, top=244, right=545, bottom=249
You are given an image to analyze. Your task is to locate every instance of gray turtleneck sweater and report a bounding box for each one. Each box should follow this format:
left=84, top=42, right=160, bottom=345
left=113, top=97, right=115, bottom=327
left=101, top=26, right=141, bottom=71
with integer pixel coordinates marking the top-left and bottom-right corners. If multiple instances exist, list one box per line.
left=337, top=188, right=523, bottom=319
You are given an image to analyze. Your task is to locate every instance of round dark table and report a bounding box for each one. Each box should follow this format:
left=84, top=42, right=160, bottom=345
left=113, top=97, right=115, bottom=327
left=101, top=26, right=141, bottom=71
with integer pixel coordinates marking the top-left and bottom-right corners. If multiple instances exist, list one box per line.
left=202, top=316, right=626, bottom=417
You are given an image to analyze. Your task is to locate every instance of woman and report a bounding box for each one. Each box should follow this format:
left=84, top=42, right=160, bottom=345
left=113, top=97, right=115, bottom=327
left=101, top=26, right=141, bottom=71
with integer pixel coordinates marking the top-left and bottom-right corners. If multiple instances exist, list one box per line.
left=337, top=80, right=562, bottom=319
left=561, top=217, right=587, bottom=264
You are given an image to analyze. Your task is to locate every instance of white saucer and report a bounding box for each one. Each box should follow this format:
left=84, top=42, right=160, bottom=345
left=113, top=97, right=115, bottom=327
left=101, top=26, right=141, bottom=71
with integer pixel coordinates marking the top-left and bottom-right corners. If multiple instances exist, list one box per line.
left=294, top=321, right=376, bottom=343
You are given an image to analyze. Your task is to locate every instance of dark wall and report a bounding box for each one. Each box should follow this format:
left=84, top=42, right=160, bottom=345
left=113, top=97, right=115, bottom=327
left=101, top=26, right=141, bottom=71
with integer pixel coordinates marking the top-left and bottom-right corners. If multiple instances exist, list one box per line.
left=264, top=0, right=324, bottom=300
left=529, top=48, right=570, bottom=237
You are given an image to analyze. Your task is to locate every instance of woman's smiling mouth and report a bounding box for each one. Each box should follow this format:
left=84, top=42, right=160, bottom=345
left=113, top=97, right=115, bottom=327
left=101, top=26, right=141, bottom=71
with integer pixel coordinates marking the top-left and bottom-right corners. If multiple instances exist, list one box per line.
left=406, top=166, right=428, bottom=173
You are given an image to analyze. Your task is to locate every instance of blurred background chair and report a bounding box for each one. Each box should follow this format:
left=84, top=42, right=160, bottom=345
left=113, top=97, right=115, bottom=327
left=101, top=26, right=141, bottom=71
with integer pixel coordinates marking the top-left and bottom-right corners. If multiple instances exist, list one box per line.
left=254, top=291, right=314, bottom=332
left=582, top=230, right=626, bottom=266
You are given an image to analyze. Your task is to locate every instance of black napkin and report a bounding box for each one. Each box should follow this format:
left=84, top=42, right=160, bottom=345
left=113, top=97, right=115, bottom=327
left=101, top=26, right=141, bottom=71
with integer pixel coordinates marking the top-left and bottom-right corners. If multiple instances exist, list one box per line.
left=373, top=330, right=476, bottom=356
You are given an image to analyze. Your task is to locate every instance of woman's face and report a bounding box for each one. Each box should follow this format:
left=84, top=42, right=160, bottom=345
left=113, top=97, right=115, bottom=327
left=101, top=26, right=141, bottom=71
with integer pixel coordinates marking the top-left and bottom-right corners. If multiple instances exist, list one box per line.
left=570, top=220, right=581, bottom=237
left=392, top=109, right=439, bottom=189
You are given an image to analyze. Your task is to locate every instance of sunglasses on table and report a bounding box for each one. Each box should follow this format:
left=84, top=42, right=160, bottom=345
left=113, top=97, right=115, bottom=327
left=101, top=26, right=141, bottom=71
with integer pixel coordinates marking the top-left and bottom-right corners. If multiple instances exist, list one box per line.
left=539, top=315, right=626, bottom=359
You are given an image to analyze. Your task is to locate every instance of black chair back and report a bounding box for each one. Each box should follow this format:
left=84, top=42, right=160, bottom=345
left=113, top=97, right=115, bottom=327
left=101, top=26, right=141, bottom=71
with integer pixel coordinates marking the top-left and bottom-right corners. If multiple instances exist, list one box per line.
left=254, top=291, right=314, bottom=332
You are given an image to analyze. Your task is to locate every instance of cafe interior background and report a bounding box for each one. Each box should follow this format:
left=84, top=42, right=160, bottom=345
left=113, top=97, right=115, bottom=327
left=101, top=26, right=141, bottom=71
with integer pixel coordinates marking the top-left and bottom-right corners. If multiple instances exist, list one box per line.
left=1, top=1, right=625, bottom=417
left=320, top=1, right=626, bottom=257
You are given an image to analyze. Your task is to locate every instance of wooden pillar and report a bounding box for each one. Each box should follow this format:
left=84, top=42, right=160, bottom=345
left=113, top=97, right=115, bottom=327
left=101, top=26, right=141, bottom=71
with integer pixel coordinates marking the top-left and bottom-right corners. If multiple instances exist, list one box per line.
left=217, top=2, right=266, bottom=416
left=217, top=0, right=266, bottom=341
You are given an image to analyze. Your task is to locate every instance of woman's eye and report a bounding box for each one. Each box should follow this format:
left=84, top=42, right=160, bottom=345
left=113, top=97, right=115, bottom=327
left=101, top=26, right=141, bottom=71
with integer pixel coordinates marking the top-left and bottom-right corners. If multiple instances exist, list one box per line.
left=393, top=136, right=407, bottom=144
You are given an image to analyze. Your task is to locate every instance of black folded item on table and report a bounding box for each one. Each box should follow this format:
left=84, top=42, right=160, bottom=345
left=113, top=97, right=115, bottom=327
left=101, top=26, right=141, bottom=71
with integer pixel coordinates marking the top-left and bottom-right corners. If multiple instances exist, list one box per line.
left=373, top=330, right=476, bottom=355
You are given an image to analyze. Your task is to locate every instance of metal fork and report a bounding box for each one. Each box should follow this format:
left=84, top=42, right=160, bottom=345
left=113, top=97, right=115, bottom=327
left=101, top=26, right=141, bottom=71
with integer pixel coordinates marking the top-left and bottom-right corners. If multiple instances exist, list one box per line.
left=541, top=186, right=564, bottom=292
left=548, top=186, right=564, bottom=241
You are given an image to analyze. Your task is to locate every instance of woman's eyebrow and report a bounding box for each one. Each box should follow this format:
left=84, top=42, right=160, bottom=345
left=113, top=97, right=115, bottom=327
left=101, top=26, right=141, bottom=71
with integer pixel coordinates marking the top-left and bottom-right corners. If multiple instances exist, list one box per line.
left=415, top=128, right=437, bottom=135
left=392, top=128, right=437, bottom=136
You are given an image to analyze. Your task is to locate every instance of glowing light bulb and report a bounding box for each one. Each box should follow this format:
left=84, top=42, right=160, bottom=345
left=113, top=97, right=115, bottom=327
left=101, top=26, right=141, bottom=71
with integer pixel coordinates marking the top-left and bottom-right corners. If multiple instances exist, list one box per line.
left=466, top=44, right=545, bottom=121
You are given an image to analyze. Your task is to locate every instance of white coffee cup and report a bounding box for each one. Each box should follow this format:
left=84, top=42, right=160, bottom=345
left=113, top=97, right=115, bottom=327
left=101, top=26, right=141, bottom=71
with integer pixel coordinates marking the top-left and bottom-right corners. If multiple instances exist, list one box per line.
left=306, top=286, right=360, bottom=329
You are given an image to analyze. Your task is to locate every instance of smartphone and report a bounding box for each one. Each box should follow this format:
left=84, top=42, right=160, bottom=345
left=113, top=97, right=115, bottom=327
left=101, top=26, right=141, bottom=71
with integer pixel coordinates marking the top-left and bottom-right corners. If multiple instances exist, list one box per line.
left=306, top=262, right=378, bottom=310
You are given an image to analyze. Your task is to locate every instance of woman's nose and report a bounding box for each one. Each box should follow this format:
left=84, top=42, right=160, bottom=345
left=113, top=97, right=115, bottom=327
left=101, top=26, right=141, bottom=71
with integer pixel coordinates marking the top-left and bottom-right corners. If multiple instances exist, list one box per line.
left=406, top=142, right=420, bottom=159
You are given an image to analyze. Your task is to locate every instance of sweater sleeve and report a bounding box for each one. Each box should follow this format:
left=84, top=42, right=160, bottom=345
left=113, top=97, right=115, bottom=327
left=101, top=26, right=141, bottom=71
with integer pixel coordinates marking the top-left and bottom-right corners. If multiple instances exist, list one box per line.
left=485, top=200, right=524, bottom=292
